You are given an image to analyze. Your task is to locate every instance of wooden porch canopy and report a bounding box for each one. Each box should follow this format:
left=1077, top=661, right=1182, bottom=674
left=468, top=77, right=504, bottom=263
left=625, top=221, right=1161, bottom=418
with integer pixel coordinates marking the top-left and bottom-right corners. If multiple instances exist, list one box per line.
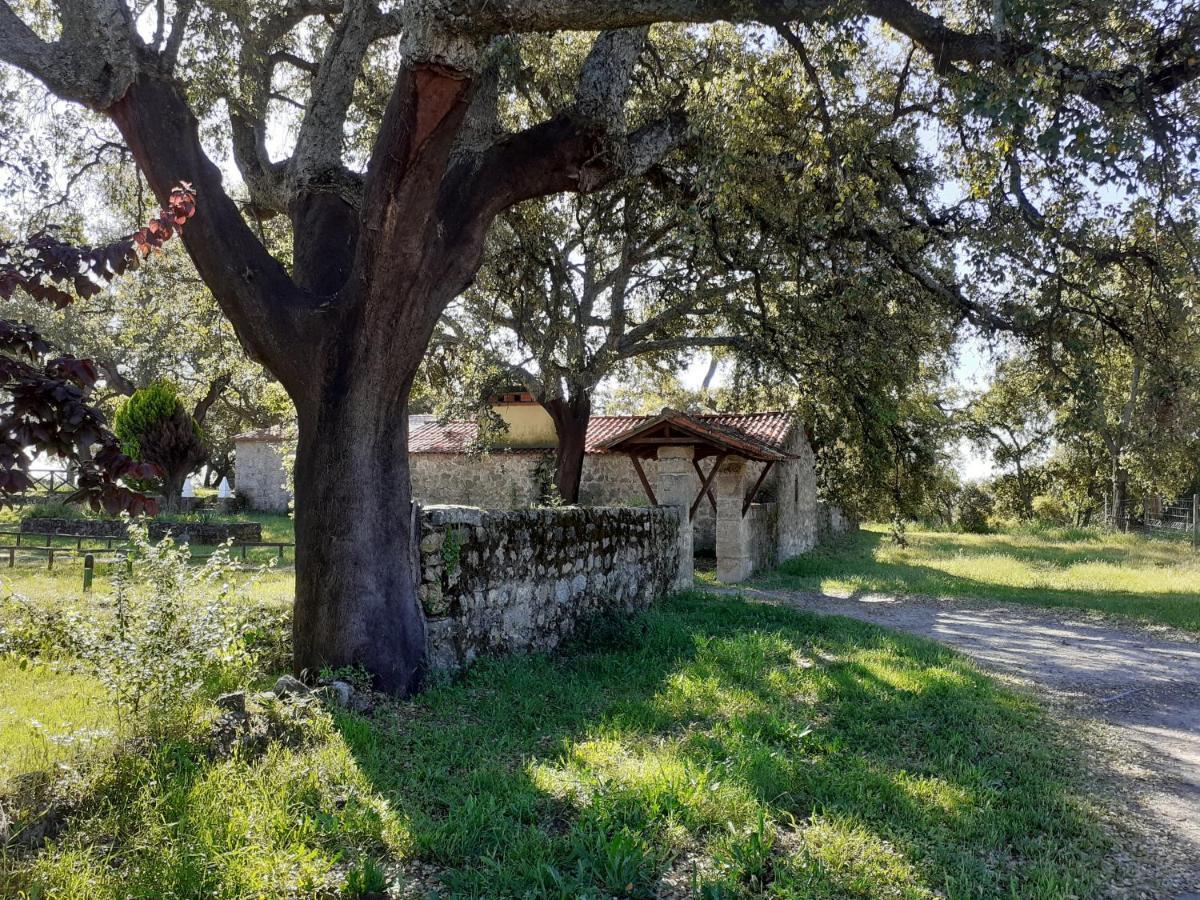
left=598, top=409, right=795, bottom=520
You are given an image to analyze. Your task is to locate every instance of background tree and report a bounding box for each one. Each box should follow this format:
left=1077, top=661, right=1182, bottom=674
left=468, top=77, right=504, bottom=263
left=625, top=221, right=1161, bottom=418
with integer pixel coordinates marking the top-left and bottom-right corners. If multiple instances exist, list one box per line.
left=113, top=379, right=208, bottom=511
left=962, top=355, right=1053, bottom=519
left=445, top=25, right=978, bottom=505
left=1, top=0, right=1196, bottom=692
left=3, top=163, right=295, bottom=483
left=8, top=239, right=295, bottom=479
left=440, top=174, right=738, bottom=503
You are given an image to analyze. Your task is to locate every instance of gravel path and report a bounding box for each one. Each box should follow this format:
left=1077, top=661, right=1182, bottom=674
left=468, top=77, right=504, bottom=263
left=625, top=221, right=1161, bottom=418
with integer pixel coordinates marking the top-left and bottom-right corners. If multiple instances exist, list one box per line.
left=708, top=586, right=1200, bottom=896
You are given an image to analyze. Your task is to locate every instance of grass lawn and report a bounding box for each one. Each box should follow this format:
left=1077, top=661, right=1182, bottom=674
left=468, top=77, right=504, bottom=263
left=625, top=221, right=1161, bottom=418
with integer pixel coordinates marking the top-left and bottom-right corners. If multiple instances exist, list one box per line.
left=761, top=524, right=1200, bottom=632
left=0, top=659, right=114, bottom=793
left=3, top=593, right=1113, bottom=898
left=0, top=565, right=296, bottom=614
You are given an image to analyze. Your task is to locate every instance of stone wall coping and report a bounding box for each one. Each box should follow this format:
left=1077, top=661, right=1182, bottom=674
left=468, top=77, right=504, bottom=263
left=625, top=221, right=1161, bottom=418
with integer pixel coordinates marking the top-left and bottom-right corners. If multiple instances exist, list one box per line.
left=420, top=504, right=678, bottom=526
left=18, top=517, right=263, bottom=543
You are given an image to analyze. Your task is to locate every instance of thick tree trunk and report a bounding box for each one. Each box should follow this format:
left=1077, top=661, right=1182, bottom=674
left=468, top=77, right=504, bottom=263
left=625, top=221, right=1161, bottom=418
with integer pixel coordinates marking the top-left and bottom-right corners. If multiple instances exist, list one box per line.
left=160, top=466, right=189, bottom=513
left=544, top=394, right=592, bottom=504
left=291, top=367, right=427, bottom=695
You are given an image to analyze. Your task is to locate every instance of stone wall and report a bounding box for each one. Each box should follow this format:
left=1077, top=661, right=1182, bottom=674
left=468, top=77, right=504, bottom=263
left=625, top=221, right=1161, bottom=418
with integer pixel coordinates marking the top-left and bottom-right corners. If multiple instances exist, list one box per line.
left=410, top=453, right=543, bottom=508
left=816, top=502, right=855, bottom=542
left=411, top=451, right=725, bottom=550
left=746, top=502, right=781, bottom=575
left=580, top=454, right=718, bottom=551
left=417, top=505, right=682, bottom=672
left=20, top=518, right=261, bottom=544
left=771, top=426, right=820, bottom=559
left=243, top=434, right=822, bottom=563
left=233, top=438, right=291, bottom=513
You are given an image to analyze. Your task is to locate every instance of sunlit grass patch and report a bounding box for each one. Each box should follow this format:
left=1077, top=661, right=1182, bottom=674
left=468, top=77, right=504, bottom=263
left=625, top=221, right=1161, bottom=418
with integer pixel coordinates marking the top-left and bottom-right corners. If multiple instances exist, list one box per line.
left=7, top=720, right=410, bottom=899
left=1, top=567, right=295, bottom=616
left=769, top=524, right=1200, bottom=630
left=0, top=658, right=114, bottom=791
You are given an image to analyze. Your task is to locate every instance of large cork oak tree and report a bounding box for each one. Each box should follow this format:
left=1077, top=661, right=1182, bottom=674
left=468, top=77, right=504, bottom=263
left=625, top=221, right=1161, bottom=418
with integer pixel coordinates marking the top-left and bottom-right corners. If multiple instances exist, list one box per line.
left=0, top=0, right=1195, bottom=692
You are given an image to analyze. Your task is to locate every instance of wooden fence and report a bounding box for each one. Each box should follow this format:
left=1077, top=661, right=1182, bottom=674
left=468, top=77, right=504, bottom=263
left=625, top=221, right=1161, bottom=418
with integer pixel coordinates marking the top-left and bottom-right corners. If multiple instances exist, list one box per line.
left=6, top=469, right=76, bottom=500
left=0, top=529, right=294, bottom=572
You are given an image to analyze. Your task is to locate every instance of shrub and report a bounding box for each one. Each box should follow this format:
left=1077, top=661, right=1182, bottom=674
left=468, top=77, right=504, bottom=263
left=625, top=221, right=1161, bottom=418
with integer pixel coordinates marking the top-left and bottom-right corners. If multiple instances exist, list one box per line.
left=3, top=524, right=277, bottom=736
left=1032, top=494, right=1070, bottom=527
left=957, top=486, right=993, bottom=534
left=112, top=381, right=188, bottom=454
left=82, top=524, right=271, bottom=732
left=19, top=501, right=89, bottom=521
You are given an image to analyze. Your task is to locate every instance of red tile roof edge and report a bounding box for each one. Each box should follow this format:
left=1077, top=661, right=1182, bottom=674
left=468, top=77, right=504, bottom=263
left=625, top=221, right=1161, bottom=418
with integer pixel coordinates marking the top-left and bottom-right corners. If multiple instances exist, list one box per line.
left=408, top=411, right=799, bottom=455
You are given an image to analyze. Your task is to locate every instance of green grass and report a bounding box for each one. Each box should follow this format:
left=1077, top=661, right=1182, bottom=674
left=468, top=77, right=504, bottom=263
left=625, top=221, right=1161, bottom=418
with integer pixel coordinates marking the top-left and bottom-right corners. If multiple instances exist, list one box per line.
left=0, top=658, right=114, bottom=793
left=763, top=524, right=1200, bottom=632
left=0, top=566, right=295, bottom=615
left=3, top=593, right=1113, bottom=898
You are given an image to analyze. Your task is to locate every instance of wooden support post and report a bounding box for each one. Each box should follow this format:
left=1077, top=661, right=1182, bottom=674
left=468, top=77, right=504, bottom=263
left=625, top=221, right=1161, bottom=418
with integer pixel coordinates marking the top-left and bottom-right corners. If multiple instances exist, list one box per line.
left=690, top=452, right=727, bottom=522
left=1193, top=494, right=1198, bottom=551
left=742, top=461, right=776, bottom=518
left=7, top=548, right=13, bottom=568
left=15, top=532, right=21, bottom=547
left=691, top=460, right=717, bottom=513
left=628, top=453, right=658, bottom=506
left=241, top=544, right=248, bottom=561
left=47, top=548, right=54, bottom=570
left=82, top=553, right=94, bottom=592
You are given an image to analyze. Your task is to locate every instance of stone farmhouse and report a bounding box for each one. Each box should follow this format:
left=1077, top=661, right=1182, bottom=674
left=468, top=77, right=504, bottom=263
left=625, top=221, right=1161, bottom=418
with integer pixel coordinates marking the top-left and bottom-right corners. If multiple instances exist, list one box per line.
left=235, top=393, right=851, bottom=589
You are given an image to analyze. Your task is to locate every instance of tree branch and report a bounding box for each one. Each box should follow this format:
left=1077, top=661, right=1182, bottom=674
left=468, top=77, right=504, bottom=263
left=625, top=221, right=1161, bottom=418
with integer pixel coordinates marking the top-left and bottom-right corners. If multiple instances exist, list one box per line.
left=108, top=74, right=316, bottom=393
left=192, top=373, right=231, bottom=425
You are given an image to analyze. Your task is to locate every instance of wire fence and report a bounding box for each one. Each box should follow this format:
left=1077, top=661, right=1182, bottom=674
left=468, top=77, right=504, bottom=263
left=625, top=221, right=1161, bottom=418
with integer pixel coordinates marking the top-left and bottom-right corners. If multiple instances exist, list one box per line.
left=1105, top=495, right=1199, bottom=548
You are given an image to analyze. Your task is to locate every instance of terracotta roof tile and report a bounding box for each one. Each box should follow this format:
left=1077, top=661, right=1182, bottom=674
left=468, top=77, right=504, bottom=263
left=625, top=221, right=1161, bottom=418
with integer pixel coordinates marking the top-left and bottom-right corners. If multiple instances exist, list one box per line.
left=409, top=420, right=481, bottom=453
left=407, top=411, right=798, bottom=455
left=233, top=426, right=294, bottom=443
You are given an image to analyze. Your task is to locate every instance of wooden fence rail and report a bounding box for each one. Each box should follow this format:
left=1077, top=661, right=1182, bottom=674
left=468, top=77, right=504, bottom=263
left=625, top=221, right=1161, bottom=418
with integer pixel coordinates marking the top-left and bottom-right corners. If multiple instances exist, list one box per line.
left=0, top=530, right=294, bottom=571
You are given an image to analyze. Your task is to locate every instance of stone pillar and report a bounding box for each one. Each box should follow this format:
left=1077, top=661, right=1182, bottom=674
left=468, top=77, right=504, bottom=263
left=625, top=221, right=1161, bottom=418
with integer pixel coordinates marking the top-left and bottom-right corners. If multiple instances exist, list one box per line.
left=716, top=456, right=753, bottom=583
left=656, top=446, right=694, bottom=589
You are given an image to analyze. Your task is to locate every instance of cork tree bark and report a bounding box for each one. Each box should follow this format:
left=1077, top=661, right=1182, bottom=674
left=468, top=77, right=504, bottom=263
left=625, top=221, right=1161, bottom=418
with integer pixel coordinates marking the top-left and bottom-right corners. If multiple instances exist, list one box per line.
left=1, top=0, right=1195, bottom=692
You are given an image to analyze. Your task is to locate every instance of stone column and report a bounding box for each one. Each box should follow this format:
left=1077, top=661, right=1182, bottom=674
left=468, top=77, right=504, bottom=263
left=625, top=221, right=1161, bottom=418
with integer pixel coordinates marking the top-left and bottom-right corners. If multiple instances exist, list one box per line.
left=656, top=446, right=694, bottom=590
left=715, top=456, right=754, bottom=583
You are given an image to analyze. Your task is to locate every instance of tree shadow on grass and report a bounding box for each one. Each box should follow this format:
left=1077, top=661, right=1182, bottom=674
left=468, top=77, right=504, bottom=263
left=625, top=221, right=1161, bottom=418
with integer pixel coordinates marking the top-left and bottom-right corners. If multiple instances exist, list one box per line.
left=764, top=531, right=1200, bottom=632
left=335, top=592, right=1112, bottom=898
left=790, top=528, right=1196, bottom=573
left=905, top=530, right=1189, bottom=569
